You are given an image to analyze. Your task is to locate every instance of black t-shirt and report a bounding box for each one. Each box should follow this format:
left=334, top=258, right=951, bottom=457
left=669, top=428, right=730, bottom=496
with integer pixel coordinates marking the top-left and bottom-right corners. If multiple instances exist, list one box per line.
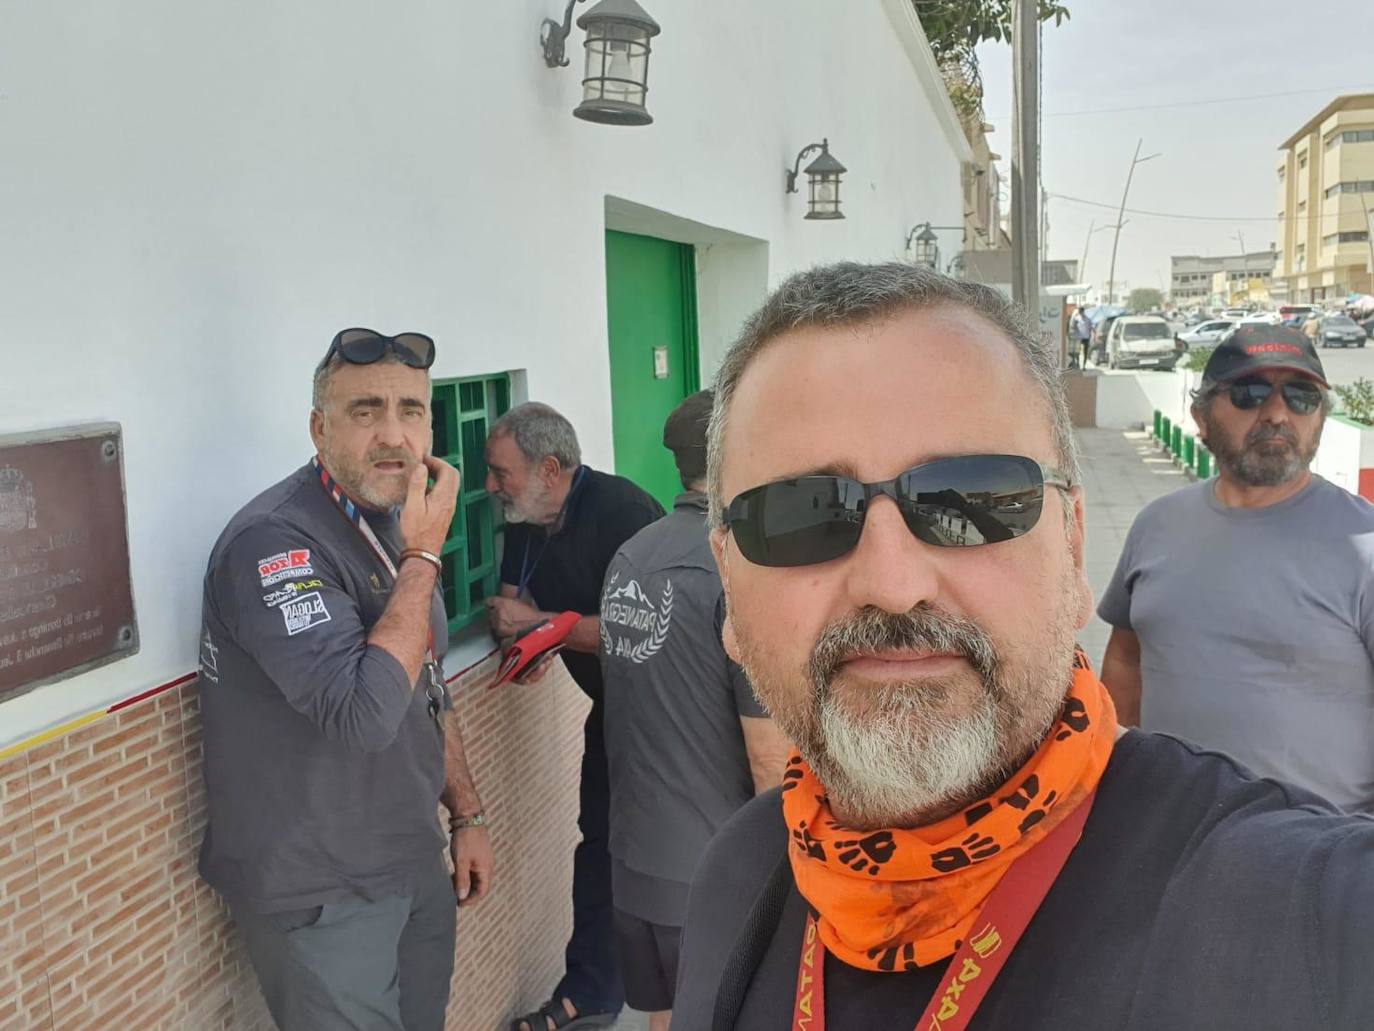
left=675, top=731, right=1374, bottom=1030
left=500, top=466, right=663, bottom=703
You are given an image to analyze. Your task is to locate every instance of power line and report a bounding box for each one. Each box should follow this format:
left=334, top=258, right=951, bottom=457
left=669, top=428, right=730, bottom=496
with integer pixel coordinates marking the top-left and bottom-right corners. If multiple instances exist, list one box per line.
left=989, top=82, right=1374, bottom=120
left=1050, top=192, right=1365, bottom=224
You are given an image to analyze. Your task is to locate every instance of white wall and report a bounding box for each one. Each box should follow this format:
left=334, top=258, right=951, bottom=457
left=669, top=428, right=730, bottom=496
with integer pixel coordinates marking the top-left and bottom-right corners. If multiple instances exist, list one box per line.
left=1095, top=371, right=1195, bottom=431
left=0, top=0, right=968, bottom=743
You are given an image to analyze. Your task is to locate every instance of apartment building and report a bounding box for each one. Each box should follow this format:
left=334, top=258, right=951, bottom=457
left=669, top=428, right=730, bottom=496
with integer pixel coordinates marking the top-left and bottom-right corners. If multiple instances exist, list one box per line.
left=1276, top=93, right=1374, bottom=302
left=1171, top=251, right=1275, bottom=307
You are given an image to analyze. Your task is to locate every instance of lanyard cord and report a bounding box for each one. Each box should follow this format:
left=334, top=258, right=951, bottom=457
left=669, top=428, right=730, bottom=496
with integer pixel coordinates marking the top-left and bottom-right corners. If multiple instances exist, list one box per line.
left=516, top=466, right=587, bottom=601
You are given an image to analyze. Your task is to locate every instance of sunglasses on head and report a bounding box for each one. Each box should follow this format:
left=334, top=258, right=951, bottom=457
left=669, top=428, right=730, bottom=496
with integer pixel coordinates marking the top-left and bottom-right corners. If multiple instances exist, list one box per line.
left=320, top=328, right=435, bottom=371
left=722, top=454, right=1072, bottom=568
left=1222, top=377, right=1322, bottom=415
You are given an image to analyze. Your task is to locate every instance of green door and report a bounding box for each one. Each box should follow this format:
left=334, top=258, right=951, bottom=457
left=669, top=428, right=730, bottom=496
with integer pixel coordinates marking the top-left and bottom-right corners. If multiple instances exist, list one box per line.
left=604, top=230, right=700, bottom=508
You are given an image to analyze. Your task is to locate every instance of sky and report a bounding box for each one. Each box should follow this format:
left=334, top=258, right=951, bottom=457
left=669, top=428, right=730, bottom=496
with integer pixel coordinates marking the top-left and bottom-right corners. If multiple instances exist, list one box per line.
left=974, top=0, right=1374, bottom=300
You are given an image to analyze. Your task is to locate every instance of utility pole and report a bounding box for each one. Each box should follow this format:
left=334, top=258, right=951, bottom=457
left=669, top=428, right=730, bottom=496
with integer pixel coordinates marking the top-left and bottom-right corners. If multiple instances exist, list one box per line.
left=1010, top=0, right=1039, bottom=310
left=1233, top=232, right=1248, bottom=308
left=1079, top=220, right=1120, bottom=291
left=1106, top=139, right=1161, bottom=307
left=1363, top=195, right=1374, bottom=287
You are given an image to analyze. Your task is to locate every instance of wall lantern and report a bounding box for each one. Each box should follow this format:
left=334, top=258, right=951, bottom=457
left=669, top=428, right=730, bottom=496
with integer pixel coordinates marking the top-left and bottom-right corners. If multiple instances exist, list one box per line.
left=946, top=252, right=967, bottom=280
left=904, top=222, right=963, bottom=270
left=785, top=139, right=847, bottom=220
left=540, top=0, right=661, bottom=126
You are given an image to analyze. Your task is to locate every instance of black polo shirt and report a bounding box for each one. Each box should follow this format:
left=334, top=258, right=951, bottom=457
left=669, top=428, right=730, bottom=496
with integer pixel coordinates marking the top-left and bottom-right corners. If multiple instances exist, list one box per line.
left=674, top=731, right=1374, bottom=1030
left=500, top=466, right=663, bottom=703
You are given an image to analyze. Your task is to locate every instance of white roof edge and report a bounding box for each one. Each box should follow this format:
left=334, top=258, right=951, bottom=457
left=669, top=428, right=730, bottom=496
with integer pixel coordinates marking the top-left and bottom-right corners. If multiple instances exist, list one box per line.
left=880, top=0, right=976, bottom=164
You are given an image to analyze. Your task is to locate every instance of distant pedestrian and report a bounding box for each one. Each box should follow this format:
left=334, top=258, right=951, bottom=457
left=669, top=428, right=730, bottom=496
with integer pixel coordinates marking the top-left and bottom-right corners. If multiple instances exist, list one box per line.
left=1302, top=313, right=1321, bottom=342
left=1070, top=307, right=1093, bottom=367
left=1099, top=325, right=1374, bottom=812
left=599, top=391, right=790, bottom=1031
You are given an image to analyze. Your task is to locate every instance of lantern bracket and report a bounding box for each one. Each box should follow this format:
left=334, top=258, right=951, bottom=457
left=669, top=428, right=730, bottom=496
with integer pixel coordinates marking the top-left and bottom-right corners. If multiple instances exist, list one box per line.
left=541, top=0, right=585, bottom=68
left=785, top=142, right=828, bottom=194
left=904, top=222, right=963, bottom=251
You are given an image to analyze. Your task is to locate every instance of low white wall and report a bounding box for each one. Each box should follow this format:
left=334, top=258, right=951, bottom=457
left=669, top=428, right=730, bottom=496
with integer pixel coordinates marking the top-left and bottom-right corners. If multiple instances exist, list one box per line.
left=1314, top=417, right=1365, bottom=494
left=1094, top=370, right=1194, bottom=431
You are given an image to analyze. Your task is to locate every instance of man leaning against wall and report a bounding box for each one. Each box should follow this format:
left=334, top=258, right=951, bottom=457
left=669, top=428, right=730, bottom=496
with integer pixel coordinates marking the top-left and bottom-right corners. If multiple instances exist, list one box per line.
left=197, top=329, right=493, bottom=1031
left=483, top=402, right=664, bottom=1031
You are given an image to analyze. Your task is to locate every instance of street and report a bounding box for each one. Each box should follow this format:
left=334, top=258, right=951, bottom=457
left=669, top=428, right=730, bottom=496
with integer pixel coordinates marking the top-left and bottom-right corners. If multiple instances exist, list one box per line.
left=1307, top=340, right=1374, bottom=388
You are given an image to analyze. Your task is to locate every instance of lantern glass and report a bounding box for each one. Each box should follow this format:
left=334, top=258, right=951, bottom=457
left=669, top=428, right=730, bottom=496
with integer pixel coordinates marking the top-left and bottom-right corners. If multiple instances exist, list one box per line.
left=917, top=239, right=939, bottom=268
left=576, top=19, right=654, bottom=125
left=806, top=172, right=844, bottom=220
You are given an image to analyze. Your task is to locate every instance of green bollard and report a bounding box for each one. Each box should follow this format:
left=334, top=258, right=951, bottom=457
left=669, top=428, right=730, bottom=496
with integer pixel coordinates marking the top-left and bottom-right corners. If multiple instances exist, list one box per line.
left=1161, top=416, right=1172, bottom=450
left=1197, top=448, right=1211, bottom=478
left=1171, top=425, right=1182, bottom=456
left=1183, top=435, right=1195, bottom=467
left=1153, top=410, right=1162, bottom=439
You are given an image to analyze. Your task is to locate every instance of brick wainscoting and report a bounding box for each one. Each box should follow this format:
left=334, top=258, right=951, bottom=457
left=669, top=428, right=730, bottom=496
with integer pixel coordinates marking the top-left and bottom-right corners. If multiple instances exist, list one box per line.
left=0, top=654, right=590, bottom=1030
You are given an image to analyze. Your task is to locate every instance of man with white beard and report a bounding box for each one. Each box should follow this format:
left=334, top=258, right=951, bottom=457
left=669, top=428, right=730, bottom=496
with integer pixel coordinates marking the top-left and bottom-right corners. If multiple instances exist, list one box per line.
left=671, top=264, right=1374, bottom=1030
left=483, top=402, right=664, bottom=1031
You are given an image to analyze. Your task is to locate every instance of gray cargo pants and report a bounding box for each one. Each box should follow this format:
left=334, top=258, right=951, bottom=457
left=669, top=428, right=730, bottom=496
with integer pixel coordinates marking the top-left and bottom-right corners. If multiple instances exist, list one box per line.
left=233, top=851, right=456, bottom=1031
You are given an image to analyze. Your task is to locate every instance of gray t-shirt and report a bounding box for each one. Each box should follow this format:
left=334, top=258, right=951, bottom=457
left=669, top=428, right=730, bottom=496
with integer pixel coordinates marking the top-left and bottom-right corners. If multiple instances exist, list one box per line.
left=197, top=462, right=450, bottom=912
left=1098, top=475, right=1374, bottom=811
left=600, top=492, right=766, bottom=926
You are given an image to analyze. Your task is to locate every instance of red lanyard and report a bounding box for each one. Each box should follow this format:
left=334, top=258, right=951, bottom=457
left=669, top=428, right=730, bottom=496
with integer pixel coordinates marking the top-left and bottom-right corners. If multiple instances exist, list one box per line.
left=790, top=790, right=1096, bottom=1031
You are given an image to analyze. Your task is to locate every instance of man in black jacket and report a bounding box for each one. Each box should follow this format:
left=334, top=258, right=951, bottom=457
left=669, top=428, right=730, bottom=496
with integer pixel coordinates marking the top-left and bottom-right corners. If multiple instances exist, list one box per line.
left=672, top=262, right=1374, bottom=1030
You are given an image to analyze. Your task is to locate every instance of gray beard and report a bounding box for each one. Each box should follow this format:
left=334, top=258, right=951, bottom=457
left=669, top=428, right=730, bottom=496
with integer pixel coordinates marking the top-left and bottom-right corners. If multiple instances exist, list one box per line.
left=1207, top=418, right=1321, bottom=488
left=319, top=447, right=409, bottom=510
left=738, top=596, right=1077, bottom=831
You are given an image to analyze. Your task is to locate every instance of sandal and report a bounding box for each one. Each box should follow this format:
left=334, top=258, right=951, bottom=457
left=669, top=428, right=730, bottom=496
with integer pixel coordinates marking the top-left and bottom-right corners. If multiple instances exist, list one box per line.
left=509, top=998, right=618, bottom=1031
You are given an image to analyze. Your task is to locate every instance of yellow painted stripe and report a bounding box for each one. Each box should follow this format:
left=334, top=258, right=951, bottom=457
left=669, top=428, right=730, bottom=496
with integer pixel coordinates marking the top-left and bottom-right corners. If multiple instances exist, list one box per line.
left=0, top=709, right=106, bottom=763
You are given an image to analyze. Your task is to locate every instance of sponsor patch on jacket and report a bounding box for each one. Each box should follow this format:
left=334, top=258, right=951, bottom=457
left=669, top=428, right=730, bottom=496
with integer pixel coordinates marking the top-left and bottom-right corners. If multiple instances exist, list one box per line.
left=281, top=591, right=330, bottom=636
left=258, top=549, right=313, bottom=586
left=261, top=578, right=325, bottom=608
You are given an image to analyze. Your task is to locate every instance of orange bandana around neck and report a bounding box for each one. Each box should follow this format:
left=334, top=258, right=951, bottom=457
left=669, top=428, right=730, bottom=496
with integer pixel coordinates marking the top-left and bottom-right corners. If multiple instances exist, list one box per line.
left=780, top=649, right=1116, bottom=973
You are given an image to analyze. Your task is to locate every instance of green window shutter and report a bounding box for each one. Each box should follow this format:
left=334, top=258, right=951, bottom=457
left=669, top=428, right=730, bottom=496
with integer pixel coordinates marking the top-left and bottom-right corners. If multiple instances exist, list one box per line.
left=430, top=372, right=512, bottom=633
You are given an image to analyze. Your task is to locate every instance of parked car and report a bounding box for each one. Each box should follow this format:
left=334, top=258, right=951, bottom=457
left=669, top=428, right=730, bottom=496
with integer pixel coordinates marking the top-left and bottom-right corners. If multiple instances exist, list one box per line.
left=1107, top=316, right=1179, bottom=370
left=1318, top=315, right=1367, bottom=348
left=1238, top=312, right=1280, bottom=325
left=1090, top=314, right=1123, bottom=364
left=1176, top=319, right=1236, bottom=348
left=1219, top=307, right=1250, bottom=320
left=1278, top=304, right=1322, bottom=323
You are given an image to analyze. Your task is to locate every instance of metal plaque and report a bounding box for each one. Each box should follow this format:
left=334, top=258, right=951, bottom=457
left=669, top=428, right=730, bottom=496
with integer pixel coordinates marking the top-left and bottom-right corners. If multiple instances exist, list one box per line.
left=0, top=424, right=138, bottom=703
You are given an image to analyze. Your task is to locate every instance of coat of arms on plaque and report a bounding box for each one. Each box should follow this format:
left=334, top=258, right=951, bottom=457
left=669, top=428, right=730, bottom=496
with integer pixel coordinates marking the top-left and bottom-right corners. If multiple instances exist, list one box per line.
left=0, top=465, right=37, bottom=533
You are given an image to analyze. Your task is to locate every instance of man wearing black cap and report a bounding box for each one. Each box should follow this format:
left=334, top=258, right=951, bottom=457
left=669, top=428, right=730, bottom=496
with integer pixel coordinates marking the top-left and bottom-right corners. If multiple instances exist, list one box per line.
left=1099, top=324, right=1374, bottom=811
left=599, top=391, right=790, bottom=1031
left=198, top=330, right=493, bottom=1029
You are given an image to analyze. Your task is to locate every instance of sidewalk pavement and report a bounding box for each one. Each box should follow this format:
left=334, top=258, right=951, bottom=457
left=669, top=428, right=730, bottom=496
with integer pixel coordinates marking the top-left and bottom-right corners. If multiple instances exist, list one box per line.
left=608, top=428, right=1186, bottom=1029
left=1077, top=426, right=1189, bottom=667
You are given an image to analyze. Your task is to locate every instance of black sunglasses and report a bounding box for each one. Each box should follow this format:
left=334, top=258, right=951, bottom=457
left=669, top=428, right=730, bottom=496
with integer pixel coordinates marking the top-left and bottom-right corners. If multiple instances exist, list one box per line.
left=1223, top=378, right=1322, bottom=415
left=320, top=328, right=435, bottom=371
left=722, top=454, right=1072, bottom=568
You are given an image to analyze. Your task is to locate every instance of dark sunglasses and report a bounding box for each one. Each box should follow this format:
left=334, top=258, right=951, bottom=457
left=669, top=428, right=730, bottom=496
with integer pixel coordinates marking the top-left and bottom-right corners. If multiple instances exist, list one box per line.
left=722, top=454, right=1072, bottom=568
left=1223, top=378, right=1322, bottom=415
left=320, top=328, right=435, bottom=371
